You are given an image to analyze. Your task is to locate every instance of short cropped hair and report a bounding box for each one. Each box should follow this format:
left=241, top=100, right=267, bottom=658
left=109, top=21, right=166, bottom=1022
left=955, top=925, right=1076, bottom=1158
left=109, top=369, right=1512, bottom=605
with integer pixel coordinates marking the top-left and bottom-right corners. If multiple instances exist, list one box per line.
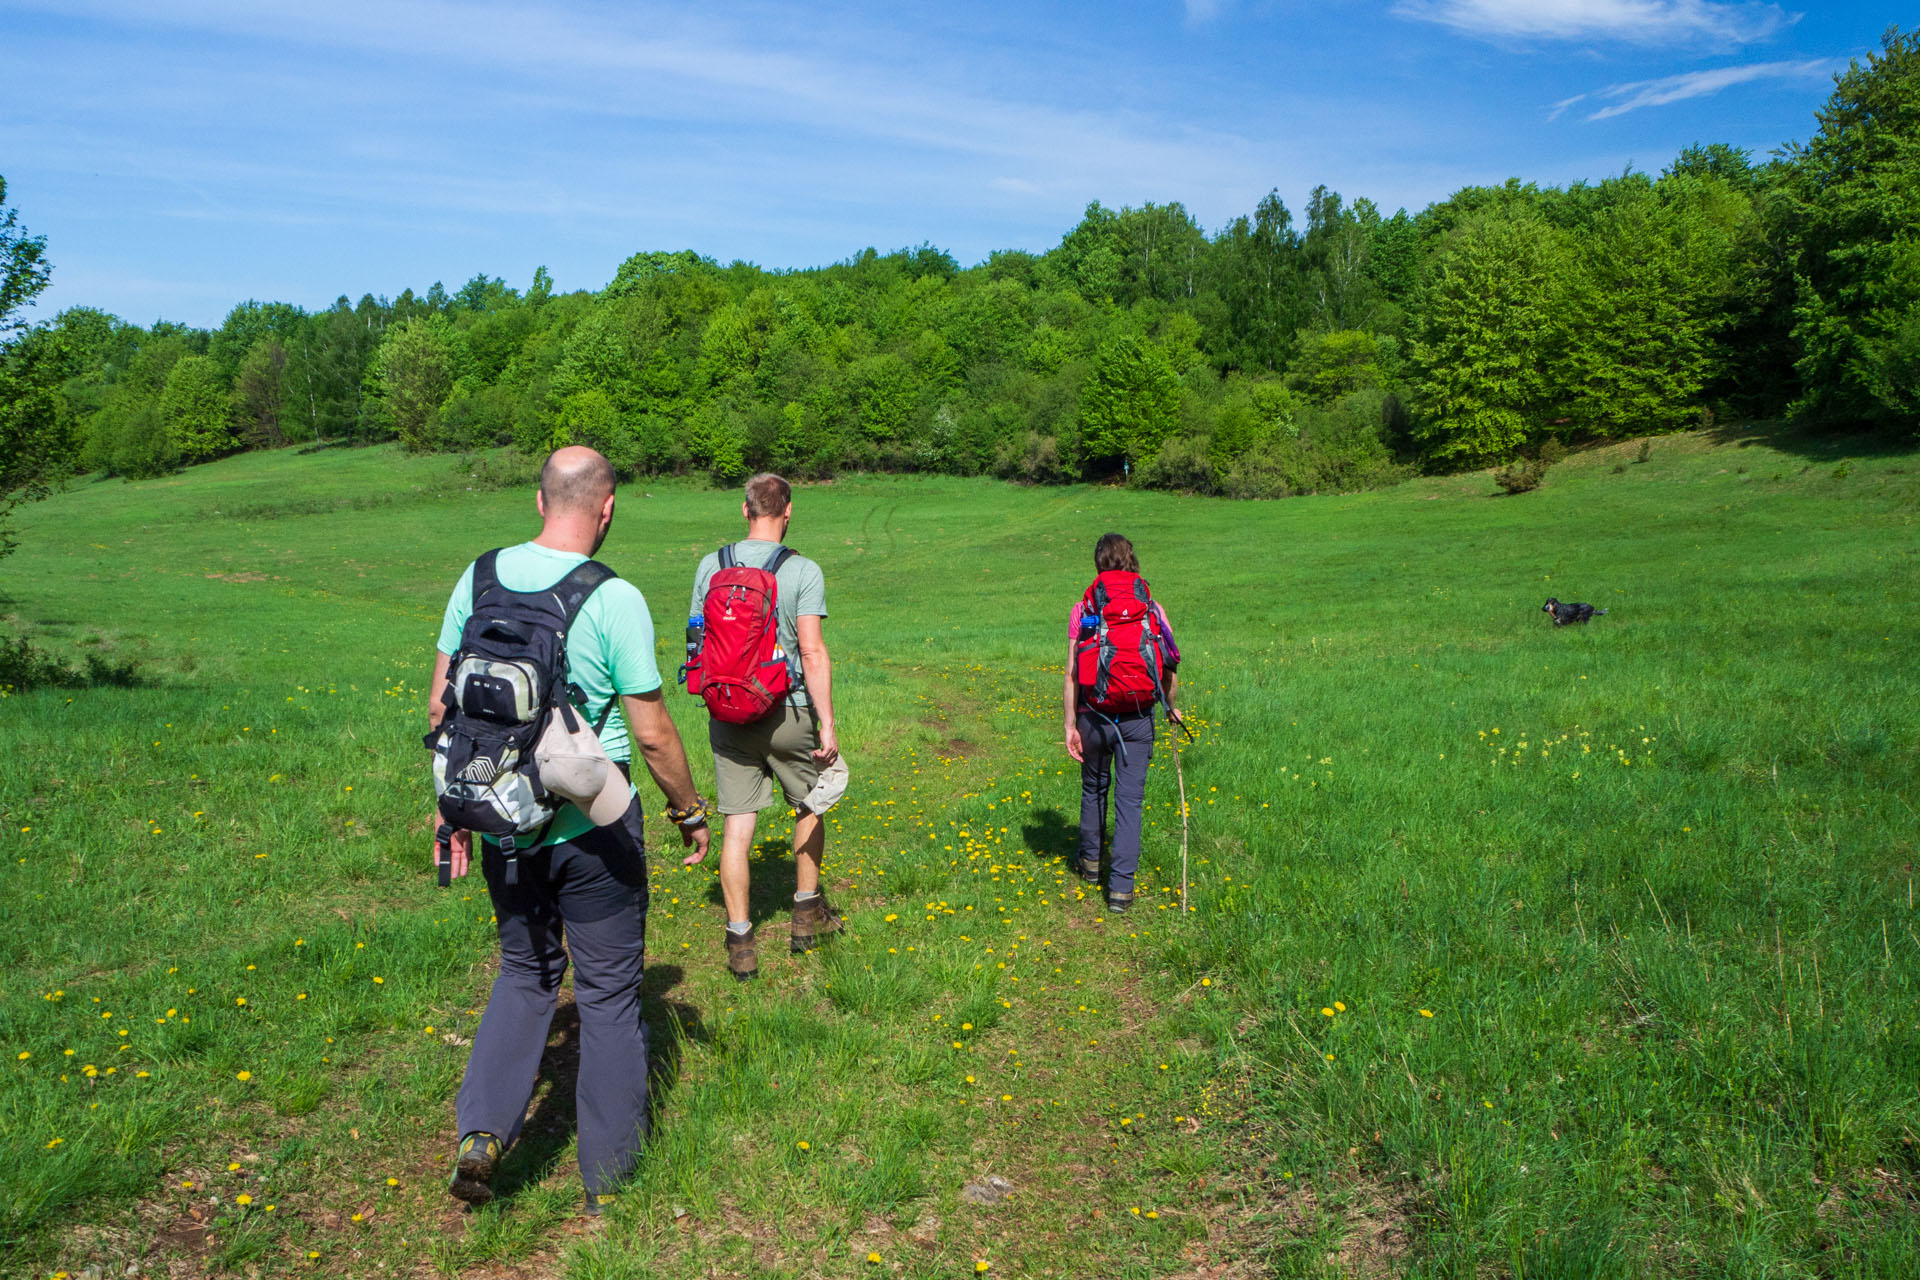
left=1094, top=532, right=1139, bottom=574
left=744, top=472, right=793, bottom=518
left=540, top=448, right=616, bottom=514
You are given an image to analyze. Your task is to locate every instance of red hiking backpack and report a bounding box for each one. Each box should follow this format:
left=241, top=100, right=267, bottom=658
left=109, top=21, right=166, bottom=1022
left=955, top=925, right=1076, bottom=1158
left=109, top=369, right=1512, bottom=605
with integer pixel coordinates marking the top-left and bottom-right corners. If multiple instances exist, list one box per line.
left=1074, top=570, right=1168, bottom=715
left=684, top=543, right=796, bottom=725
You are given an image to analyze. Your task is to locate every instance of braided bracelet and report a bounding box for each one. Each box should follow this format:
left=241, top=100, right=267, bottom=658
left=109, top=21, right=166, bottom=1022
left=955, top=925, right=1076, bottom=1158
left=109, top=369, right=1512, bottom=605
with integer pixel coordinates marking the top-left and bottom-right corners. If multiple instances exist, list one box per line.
left=666, top=799, right=710, bottom=828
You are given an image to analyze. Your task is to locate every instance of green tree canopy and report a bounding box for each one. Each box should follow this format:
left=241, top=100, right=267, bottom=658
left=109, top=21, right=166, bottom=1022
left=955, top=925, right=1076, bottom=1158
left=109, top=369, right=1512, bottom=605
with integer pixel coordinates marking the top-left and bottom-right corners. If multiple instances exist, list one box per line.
left=1080, top=333, right=1181, bottom=465
left=1784, top=27, right=1920, bottom=426
left=1412, top=211, right=1564, bottom=463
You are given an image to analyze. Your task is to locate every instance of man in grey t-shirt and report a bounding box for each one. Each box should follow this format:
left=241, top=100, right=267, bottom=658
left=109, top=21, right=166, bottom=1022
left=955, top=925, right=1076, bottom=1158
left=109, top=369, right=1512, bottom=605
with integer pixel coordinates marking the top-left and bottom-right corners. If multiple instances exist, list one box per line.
left=682, top=473, right=842, bottom=979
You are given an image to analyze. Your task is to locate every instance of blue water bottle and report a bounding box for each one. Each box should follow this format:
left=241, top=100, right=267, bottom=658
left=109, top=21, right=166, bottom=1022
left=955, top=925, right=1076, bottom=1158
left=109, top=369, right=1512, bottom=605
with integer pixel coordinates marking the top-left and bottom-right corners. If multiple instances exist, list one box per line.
left=679, top=616, right=704, bottom=686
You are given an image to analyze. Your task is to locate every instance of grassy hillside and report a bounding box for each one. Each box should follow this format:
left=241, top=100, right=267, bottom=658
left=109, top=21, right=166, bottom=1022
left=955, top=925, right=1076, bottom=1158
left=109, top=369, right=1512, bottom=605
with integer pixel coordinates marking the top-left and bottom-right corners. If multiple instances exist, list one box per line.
left=2, top=430, right=1917, bottom=1278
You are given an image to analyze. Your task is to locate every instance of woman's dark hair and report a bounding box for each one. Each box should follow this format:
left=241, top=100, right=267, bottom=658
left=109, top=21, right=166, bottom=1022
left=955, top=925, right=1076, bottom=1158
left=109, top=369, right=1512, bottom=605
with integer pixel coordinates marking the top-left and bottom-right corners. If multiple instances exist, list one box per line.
left=1094, top=532, right=1139, bottom=574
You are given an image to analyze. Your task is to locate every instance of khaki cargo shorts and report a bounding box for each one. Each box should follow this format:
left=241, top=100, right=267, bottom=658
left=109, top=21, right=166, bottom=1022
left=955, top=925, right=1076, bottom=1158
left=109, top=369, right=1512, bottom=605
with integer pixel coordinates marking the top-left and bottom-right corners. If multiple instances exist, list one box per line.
left=709, top=703, right=821, bottom=815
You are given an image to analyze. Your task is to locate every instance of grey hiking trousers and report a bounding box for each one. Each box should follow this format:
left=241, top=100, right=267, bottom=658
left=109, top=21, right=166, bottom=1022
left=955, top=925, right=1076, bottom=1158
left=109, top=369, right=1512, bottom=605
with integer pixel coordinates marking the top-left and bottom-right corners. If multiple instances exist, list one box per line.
left=455, top=793, right=650, bottom=1199
left=1076, top=707, right=1156, bottom=896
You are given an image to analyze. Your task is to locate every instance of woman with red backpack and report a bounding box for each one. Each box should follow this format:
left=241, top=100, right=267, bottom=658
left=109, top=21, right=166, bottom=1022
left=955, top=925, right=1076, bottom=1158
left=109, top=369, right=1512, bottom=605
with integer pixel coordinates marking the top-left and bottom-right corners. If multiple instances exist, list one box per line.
left=1063, top=532, right=1182, bottom=913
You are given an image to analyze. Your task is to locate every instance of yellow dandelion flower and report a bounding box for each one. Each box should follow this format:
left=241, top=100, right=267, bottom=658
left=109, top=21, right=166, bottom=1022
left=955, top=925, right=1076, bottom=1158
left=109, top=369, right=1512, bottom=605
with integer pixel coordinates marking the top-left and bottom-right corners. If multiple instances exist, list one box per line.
left=976, top=1264, right=991, bottom=1274
left=1419, top=1009, right=1434, bottom=1018
left=236, top=1070, right=251, bottom=1081
left=797, top=1140, right=811, bottom=1151
left=867, top=1252, right=883, bottom=1264
left=1321, top=1007, right=1334, bottom=1017
left=1333, top=1001, right=1346, bottom=1012
left=386, top=1177, right=398, bottom=1186
left=236, top=1194, right=253, bottom=1206
left=372, top=976, right=385, bottom=985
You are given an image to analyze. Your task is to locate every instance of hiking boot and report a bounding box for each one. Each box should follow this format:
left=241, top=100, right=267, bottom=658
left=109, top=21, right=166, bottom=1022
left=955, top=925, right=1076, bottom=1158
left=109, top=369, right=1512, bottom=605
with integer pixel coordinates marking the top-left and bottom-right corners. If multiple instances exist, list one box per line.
left=1106, top=891, right=1134, bottom=914
left=448, top=1131, right=501, bottom=1206
left=790, top=892, right=844, bottom=953
left=725, top=925, right=759, bottom=981
left=1077, top=857, right=1101, bottom=886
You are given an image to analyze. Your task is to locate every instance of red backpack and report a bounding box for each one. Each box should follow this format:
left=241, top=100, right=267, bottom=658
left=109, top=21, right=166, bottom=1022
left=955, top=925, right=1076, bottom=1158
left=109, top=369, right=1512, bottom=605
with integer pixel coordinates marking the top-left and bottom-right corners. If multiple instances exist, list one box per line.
left=1074, top=570, right=1168, bottom=714
left=684, top=543, right=796, bottom=724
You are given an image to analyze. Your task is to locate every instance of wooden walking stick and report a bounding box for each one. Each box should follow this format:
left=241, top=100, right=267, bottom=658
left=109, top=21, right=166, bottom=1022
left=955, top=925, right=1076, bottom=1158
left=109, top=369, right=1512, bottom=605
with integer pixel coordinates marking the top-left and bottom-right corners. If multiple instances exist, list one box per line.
left=1172, top=715, right=1192, bottom=918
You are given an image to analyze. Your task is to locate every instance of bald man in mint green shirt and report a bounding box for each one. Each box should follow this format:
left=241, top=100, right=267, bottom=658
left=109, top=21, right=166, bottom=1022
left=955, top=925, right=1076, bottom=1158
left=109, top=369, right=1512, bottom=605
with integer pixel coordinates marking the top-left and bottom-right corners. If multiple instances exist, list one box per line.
left=428, top=446, right=709, bottom=1216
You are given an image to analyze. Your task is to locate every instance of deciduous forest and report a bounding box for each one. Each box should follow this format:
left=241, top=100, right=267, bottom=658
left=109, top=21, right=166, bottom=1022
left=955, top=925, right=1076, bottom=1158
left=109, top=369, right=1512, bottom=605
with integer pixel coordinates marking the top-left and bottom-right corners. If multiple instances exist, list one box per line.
left=3, top=31, right=1916, bottom=508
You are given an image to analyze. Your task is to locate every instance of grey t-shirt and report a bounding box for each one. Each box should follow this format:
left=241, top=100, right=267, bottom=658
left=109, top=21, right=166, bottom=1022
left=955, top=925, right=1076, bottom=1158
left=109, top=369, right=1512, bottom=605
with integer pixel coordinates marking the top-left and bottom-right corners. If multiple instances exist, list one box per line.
left=690, top=540, right=827, bottom=706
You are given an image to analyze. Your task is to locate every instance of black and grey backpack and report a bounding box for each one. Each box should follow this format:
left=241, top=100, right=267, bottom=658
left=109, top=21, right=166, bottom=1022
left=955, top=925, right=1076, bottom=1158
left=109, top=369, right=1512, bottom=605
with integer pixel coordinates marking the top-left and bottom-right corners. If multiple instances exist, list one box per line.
left=425, top=549, right=616, bottom=884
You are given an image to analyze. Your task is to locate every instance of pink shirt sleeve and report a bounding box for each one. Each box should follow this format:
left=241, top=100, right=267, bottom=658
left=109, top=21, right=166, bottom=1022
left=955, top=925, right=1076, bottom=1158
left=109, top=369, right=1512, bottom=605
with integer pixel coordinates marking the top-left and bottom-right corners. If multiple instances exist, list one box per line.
left=1068, top=601, right=1086, bottom=637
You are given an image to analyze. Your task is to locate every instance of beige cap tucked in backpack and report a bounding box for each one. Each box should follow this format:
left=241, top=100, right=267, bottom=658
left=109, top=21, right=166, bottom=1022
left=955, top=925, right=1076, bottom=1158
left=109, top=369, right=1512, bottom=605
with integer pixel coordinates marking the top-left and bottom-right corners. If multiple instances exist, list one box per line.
left=534, top=706, right=632, bottom=827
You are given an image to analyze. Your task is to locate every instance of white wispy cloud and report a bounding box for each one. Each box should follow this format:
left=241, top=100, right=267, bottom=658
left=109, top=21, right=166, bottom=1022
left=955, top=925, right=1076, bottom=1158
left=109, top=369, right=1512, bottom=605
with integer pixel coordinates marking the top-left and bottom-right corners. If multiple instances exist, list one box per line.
left=13, top=0, right=1281, bottom=207
left=1547, top=93, right=1589, bottom=121
left=1395, top=0, right=1798, bottom=45
left=1581, top=57, right=1832, bottom=119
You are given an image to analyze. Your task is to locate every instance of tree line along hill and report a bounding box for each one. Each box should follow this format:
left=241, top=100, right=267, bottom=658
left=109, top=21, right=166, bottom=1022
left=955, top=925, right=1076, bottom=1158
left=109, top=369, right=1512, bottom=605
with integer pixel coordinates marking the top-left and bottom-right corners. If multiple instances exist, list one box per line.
left=2, top=31, right=1916, bottom=506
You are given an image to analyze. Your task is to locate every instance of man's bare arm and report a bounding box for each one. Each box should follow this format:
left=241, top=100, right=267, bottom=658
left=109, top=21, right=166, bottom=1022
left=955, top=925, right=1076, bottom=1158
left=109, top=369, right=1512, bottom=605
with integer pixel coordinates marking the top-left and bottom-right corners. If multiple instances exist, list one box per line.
left=426, top=651, right=472, bottom=878
left=622, top=690, right=712, bottom=862
left=622, top=690, right=702, bottom=809
left=428, top=651, right=452, bottom=732
left=796, top=614, right=838, bottom=765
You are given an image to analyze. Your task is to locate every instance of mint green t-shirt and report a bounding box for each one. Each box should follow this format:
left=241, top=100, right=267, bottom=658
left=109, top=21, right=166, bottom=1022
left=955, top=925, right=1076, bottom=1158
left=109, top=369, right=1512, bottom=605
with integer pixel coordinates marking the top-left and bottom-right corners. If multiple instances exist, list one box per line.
left=437, top=542, right=661, bottom=845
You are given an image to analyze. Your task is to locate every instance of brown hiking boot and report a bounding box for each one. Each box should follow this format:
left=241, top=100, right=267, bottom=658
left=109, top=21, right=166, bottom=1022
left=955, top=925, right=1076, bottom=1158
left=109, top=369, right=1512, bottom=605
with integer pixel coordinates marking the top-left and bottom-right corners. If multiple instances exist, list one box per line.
left=790, top=893, right=843, bottom=953
left=725, top=925, right=758, bottom=980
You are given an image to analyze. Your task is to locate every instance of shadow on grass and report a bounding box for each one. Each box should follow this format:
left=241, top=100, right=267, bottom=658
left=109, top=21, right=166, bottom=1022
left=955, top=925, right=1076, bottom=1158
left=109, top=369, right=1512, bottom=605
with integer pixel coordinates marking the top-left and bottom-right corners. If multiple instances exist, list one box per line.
left=487, top=963, right=710, bottom=1204
left=700, top=834, right=820, bottom=925
left=0, top=631, right=144, bottom=688
left=1700, top=418, right=1919, bottom=463
left=1021, top=806, right=1084, bottom=873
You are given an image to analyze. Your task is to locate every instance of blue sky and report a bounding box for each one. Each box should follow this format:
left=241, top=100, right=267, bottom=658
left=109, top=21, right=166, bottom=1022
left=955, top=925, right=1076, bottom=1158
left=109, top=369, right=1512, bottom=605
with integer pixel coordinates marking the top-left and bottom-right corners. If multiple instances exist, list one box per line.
left=1, top=0, right=1903, bottom=328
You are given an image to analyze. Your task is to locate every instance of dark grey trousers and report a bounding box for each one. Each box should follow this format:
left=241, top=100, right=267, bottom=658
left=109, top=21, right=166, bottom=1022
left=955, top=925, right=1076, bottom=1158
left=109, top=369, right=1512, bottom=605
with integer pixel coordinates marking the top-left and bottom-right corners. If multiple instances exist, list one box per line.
left=1077, top=708, right=1156, bottom=896
left=455, top=796, right=650, bottom=1198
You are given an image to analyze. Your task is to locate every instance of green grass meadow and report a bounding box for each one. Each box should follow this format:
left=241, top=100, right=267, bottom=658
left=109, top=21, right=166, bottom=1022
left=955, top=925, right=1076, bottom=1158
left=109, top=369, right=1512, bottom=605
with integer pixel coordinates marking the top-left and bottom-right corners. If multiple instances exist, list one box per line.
left=2, top=430, right=1917, bottom=1278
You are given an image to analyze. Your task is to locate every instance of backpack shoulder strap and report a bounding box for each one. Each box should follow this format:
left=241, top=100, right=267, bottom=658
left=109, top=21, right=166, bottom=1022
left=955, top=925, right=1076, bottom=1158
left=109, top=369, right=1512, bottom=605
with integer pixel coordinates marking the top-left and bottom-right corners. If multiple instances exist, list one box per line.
left=470, top=548, right=504, bottom=605
left=552, top=559, right=618, bottom=630
left=718, top=544, right=737, bottom=570
left=763, top=545, right=796, bottom=575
